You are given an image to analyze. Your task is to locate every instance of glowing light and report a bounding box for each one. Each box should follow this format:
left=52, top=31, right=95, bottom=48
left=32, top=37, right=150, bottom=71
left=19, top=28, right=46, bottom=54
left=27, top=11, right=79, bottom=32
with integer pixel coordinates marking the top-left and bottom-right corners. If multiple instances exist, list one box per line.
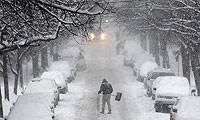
left=89, top=33, right=95, bottom=40
left=100, top=32, right=106, bottom=40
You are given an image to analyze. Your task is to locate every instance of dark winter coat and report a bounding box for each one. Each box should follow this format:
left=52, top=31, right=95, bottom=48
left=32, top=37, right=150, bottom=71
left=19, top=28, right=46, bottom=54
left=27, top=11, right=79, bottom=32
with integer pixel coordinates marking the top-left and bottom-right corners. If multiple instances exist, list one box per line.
left=99, top=83, right=113, bottom=95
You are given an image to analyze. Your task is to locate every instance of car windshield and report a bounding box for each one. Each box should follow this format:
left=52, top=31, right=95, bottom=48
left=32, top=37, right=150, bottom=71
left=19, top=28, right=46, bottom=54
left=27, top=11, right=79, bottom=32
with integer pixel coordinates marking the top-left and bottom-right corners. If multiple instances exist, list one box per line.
left=149, top=72, right=175, bottom=79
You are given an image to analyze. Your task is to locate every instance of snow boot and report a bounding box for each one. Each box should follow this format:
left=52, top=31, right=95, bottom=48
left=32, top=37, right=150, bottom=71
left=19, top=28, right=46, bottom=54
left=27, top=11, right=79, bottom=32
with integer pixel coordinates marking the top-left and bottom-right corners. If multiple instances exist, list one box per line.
left=100, top=110, right=104, bottom=114
left=107, top=111, right=111, bottom=114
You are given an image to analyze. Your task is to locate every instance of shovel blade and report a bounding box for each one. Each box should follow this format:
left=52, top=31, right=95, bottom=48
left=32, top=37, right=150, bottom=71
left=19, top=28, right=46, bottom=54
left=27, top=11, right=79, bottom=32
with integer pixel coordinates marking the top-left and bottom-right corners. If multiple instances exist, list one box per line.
left=115, top=92, right=122, bottom=101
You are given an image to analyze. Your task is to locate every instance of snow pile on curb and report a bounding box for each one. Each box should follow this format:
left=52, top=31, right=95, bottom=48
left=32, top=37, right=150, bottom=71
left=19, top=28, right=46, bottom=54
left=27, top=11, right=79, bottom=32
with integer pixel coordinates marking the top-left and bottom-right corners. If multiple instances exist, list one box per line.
left=1, top=86, right=21, bottom=118
left=176, top=96, right=200, bottom=120
left=55, top=82, right=87, bottom=120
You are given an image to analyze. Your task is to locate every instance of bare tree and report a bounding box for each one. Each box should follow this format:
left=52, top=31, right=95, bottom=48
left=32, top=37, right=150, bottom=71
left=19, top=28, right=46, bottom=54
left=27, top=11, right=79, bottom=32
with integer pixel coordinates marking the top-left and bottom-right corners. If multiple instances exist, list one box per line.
left=115, top=0, right=200, bottom=95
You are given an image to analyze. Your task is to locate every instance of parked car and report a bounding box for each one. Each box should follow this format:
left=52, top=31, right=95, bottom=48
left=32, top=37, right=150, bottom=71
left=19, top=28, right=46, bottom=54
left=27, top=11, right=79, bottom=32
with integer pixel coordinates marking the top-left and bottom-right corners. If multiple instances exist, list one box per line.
left=76, top=58, right=87, bottom=71
left=144, top=68, right=175, bottom=96
left=23, top=78, right=59, bottom=106
left=123, top=52, right=134, bottom=67
left=7, top=94, right=54, bottom=120
left=153, top=76, right=195, bottom=113
left=116, top=40, right=125, bottom=55
left=41, top=71, right=68, bottom=94
left=170, top=96, right=200, bottom=120
left=60, top=46, right=83, bottom=61
left=137, top=61, right=158, bottom=82
left=48, top=61, right=77, bottom=82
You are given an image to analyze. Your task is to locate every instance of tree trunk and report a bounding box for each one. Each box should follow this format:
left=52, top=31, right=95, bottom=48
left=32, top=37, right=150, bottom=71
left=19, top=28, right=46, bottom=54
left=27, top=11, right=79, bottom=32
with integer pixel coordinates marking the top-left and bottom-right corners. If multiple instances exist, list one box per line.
left=154, top=32, right=160, bottom=66
left=50, top=42, right=54, bottom=58
left=148, top=32, right=154, bottom=55
left=19, top=61, right=23, bottom=89
left=160, top=32, right=170, bottom=68
left=180, top=45, right=190, bottom=84
left=3, top=53, right=9, bottom=100
left=41, top=46, right=48, bottom=71
left=32, top=52, right=39, bottom=78
left=14, top=51, right=20, bottom=95
left=0, top=85, right=3, bottom=118
left=149, top=30, right=160, bottom=65
left=13, top=73, right=18, bottom=95
left=190, top=46, right=200, bottom=96
left=140, top=33, right=147, bottom=51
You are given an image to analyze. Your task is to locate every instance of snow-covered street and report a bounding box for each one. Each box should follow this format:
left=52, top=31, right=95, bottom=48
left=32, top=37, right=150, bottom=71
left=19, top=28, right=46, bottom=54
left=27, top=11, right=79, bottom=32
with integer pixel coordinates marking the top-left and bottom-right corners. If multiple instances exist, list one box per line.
left=55, top=39, right=169, bottom=120
left=2, top=1, right=200, bottom=120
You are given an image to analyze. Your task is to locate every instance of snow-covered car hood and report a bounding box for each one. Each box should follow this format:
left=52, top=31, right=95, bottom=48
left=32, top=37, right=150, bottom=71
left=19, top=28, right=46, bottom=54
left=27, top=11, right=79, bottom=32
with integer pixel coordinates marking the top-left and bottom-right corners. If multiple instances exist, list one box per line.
left=155, top=76, right=190, bottom=96
left=7, top=94, right=53, bottom=120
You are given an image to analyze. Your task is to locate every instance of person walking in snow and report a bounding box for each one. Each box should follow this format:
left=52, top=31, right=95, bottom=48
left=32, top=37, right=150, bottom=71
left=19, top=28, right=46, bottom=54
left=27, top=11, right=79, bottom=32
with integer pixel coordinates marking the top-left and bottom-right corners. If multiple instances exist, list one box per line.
left=98, top=78, right=113, bottom=114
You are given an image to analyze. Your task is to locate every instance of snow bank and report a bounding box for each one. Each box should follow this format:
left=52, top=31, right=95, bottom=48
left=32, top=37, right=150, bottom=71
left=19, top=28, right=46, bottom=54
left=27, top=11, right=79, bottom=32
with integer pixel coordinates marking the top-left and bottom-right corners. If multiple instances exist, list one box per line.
left=156, top=76, right=190, bottom=96
left=55, top=82, right=87, bottom=120
left=41, top=71, right=66, bottom=88
left=1, top=86, right=21, bottom=118
left=176, top=96, right=200, bottom=120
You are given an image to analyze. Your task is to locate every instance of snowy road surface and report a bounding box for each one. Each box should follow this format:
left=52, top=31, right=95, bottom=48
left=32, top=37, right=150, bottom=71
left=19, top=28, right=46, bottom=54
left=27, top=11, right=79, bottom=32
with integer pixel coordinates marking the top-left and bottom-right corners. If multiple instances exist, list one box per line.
left=55, top=39, right=169, bottom=120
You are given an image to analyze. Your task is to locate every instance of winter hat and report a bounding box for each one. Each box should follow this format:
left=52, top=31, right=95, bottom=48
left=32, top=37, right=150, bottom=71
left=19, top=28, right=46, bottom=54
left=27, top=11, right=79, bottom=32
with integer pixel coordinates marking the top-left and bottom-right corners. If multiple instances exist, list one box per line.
left=102, top=78, right=108, bottom=83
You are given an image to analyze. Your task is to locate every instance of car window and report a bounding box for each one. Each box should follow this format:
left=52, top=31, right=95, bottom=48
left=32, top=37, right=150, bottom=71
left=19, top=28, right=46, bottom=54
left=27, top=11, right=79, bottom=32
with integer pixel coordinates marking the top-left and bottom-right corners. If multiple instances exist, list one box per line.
left=150, top=72, right=175, bottom=79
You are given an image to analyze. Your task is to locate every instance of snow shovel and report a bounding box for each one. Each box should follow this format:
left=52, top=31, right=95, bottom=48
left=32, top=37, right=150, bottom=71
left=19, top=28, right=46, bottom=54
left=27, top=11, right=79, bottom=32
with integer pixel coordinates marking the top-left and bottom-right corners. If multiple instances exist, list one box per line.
left=112, top=92, right=122, bottom=101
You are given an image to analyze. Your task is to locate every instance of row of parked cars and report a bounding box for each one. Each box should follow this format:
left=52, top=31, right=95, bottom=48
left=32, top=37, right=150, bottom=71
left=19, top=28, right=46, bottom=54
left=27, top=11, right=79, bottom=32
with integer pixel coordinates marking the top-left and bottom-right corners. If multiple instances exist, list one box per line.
left=136, top=61, right=199, bottom=120
left=119, top=40, right=200, bottom=120
left=6, top=60, right=78, bottom=120
left=6, top=46, right=87, bottom=120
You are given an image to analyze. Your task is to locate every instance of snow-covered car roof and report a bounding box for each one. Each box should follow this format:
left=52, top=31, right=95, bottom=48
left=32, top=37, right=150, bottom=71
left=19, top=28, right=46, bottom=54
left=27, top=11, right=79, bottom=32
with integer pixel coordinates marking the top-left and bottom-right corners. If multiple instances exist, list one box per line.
left=176, top=96, right=200, bottom=120
left=156, top=76, right=190, bottom=96
left=147, top=68, right=175, bottom=79
left=49, top=61, right=73, bottom=71
left=24, top=78, right=57, bottom=93
left=139, top=61, right=158, bottom=76
left=149, top=68, right=174, bottom=73
left=41, top=71, right=66, bottom=87
left=7, top=94, right=53, bottom=120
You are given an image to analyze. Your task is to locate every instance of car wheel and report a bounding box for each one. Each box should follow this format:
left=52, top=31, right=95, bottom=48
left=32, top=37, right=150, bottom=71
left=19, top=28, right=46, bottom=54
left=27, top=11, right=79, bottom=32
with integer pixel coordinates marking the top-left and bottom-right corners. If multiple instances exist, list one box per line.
left=152, top=95, right=155, bottom=100
left=146, top=90, right=151, bottom=97
left=155, top=104, right=162, bottom=112
left=58, top=94, right=60, bottom=101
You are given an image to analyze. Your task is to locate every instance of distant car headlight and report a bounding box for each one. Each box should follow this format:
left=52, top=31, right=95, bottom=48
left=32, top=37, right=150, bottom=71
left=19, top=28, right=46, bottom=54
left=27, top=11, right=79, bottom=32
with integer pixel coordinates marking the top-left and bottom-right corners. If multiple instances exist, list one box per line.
left=89, top=33, right=95, bottom=40
left=100, top=32, right=106, bottom=40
